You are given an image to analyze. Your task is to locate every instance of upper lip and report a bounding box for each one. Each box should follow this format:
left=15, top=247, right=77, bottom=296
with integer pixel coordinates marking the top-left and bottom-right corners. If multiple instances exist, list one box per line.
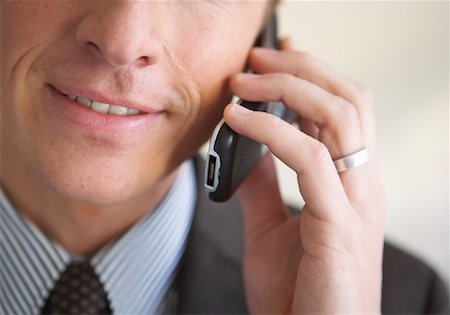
left=51, top=84, right=164, bottom=114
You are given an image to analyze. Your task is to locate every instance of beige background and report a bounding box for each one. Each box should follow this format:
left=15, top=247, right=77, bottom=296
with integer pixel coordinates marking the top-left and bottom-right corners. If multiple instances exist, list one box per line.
left=274, top=0, right=449, bottom=284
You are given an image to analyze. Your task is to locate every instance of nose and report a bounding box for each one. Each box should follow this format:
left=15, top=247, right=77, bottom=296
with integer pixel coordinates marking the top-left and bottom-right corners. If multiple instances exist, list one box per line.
left=75, top=1, right=162, bottom=67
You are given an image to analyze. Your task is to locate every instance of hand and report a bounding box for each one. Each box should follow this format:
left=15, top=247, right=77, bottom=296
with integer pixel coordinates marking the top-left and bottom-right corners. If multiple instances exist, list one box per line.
left=223, top=39, right=387, bottom=314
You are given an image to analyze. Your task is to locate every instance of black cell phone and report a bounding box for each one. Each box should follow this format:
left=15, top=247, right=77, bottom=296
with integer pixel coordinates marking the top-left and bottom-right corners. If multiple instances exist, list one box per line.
left=204, top=14, right=296, bottom=202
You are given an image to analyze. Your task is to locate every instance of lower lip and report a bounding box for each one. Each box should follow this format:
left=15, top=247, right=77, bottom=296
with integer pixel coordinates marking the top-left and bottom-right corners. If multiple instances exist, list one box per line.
left=47, top=85, right=163, bottom=136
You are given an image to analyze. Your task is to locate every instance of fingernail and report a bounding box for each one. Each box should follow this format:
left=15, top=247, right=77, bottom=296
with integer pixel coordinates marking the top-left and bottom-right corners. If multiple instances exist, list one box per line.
left=236, top=73, right=258, bottom=80
left=280, top=37, right=296, bottom=50
left=253, top=47, right=277, bottom=56
left=232, top=103, right=252, bottom=115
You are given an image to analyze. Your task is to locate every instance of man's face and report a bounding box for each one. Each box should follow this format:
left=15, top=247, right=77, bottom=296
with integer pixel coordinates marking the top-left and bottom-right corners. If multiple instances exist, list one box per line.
left=1, top=1, right=268, bottom=204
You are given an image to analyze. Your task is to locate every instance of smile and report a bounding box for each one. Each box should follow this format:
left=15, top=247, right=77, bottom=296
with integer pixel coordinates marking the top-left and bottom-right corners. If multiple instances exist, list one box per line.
left=65, top=94, right=142, bottom=116
left=48, top=85, right=164, bottom=136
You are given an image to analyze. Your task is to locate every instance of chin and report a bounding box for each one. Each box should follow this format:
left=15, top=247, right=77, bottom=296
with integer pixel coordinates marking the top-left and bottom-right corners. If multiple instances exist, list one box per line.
left=38, top=160, right=152, bottom=205
left=52, top=177, right=140, bottom=205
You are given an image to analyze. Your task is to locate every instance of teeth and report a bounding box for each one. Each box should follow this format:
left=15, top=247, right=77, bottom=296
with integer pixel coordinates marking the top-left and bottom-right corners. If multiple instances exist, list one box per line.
left=77, top=97, right=92, bottom=108
left=67, top=94, right=141, bottom=116
left=108, top=104, right=128, bottom=116
left=91, top=101, right=110, bottom=114
left=127, top=108, right=140, bottom=115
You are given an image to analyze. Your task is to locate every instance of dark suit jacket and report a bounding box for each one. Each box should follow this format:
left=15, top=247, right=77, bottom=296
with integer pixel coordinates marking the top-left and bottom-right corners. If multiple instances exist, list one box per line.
left=166, top=158, right=449, bottom=314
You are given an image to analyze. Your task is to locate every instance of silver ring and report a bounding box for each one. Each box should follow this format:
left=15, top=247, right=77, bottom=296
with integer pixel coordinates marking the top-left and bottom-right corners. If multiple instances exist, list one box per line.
left=333, top=148, right=369, bottom=172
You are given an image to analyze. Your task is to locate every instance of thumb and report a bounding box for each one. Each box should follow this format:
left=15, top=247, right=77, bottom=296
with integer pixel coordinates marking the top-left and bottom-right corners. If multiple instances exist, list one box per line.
left=238, top=153, right=288, bottom=239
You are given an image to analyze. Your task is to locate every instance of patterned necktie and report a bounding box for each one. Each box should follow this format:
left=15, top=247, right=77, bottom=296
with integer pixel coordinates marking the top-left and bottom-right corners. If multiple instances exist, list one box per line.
left=41, top=261, right=112, bottom=315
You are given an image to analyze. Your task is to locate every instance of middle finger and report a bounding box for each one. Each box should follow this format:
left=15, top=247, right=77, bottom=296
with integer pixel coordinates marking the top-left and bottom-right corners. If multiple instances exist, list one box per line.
left=230, top=72, right=363, bottom=160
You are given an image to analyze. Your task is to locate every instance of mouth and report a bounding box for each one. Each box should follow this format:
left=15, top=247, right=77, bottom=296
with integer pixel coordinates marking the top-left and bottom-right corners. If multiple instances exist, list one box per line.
left=47, top=84, right=165, bottom=136
left=64, top=94, right=142, bottom=116
left=50, top=83, right=163, bottom=115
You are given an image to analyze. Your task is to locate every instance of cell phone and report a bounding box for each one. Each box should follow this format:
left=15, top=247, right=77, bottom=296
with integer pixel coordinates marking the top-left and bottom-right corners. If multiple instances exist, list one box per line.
left=204, top=14, right=296, bottom=202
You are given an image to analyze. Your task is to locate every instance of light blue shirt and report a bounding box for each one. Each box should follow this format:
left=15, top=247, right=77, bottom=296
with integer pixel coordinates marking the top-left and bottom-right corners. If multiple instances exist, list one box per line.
left=0, top=160, right=197, bottom=315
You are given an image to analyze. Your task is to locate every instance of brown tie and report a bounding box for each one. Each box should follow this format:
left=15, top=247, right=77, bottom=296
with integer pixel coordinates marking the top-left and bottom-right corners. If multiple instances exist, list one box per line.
left=41, top=261, right=112, bottom=315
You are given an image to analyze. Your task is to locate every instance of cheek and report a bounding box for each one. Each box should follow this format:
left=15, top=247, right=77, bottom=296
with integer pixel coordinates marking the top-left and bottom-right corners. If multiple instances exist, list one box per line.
left=1, top=1, right=73, bottom=136
left=1, top=2, right=70, bottom=77
left=176, top=31, right=257, bottom=138
left=155, top=7, right=266, bottom=166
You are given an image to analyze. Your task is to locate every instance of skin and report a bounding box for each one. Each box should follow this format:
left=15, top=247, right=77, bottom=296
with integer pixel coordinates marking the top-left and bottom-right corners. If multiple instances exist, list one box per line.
left=1, top=0, right=386, bottom=313
left=1, top=0, right=267, bottom=254
left=224, top=42, right=387, bottom=313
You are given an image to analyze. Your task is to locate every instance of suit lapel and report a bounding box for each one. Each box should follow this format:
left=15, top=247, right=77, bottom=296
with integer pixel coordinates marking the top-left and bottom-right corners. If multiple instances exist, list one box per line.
left=175, top=156, right=249, bottom=314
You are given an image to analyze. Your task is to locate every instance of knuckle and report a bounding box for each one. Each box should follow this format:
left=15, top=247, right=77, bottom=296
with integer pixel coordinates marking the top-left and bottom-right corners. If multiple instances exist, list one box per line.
left=353, top=82, right=374, bottom=107
left=296, top=51, right=314, bottom=65
left=267, top=73, right=295, bottom=100
left=359, top=85, right=374, bottom=103
left=307, top=138, right=330, bottom=164
left=277, top=72, right=297, bottom=87
left=294, top=52, right=314, bottom=76
left=265, top=72, right=280, bottom=82
left=266, top=113, right=283, bottom=129
left=335, top=97, right=360, bottom=127
left=262, top=114, right=283, bottom=145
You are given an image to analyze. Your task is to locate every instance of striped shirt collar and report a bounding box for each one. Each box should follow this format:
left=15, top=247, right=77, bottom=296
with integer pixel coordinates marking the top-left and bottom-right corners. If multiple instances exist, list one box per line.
left=0, top=159, right=197, bottom=315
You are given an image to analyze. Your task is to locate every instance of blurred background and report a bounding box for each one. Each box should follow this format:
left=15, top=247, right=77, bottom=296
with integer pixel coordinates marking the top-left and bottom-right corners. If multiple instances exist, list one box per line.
left=275, top=0, right=449, bottom=284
